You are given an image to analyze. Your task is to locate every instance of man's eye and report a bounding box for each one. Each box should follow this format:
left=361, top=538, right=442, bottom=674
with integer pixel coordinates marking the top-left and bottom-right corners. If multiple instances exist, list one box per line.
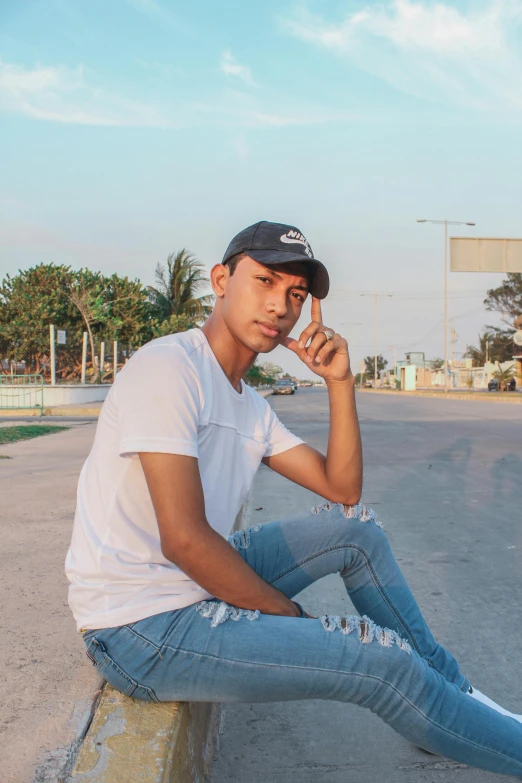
left=257, top=276, right=271, bottom=284
left=292, top=293, right=304, bottom=303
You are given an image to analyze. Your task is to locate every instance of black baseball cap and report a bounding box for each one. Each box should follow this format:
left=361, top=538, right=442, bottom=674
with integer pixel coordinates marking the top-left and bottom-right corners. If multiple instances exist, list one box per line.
left=222, top=221, right=329, bottom=299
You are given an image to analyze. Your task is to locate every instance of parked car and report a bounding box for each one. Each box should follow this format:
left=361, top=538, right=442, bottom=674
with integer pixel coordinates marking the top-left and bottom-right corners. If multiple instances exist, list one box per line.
left=272, top=379, right=295, bottom=395
left=488, top=378, right=516, bottom=391
left=300, top=381, right=313, bottom=387
left=365, top=380, right=373, bottom=388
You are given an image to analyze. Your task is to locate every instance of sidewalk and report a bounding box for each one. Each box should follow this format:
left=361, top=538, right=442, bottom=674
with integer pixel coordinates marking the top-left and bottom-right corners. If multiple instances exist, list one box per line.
left=0, top=422, right=103, bottom=783
left=359, top=387, right=522, bottom=403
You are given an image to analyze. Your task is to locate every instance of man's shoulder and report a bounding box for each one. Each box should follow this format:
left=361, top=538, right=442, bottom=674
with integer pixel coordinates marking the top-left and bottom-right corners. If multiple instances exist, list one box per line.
left=115, top=330, right=206, bottom=390
left=138, top=329, right=205, bottom=360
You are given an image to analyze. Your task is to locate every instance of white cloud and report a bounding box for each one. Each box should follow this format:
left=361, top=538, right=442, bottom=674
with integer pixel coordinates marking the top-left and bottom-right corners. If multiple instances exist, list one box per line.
left=281, top=0, right=522, bottom=111
left=220, top=50, right=256, bottom=86
left=0, top=57, right=355, bottom=131
left=0, top=60, right=170, bottom=126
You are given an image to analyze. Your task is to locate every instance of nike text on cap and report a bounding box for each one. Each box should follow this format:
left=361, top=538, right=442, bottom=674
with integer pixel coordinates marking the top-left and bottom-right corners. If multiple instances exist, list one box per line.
left=222, top=221, right=330, bottom=299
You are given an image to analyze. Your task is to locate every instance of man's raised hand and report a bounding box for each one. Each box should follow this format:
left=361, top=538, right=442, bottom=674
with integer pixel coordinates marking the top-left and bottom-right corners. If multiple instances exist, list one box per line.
left=282, top=297, right=352, bottom=383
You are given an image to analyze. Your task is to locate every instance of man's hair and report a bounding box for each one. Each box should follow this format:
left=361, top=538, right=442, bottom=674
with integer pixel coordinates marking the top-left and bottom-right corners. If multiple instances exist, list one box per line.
left=223, top=252, right=312, bottom=289
left=222, top=252, right=245, bottom=276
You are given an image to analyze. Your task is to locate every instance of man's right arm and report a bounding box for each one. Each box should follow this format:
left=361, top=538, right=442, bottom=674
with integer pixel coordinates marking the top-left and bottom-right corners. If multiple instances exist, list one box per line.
left=139, top=452, right=301, bottom=617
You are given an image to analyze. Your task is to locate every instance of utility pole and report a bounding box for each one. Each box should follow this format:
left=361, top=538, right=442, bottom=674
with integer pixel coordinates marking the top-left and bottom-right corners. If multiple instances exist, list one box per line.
left=113, top=340, right=118, bottom=382
left=100, top=341, right=106, bottom=381
left=450, top=321, right=458, bottom=368
left=81, top=331, right=88, bottom=384
left=361, top=293, right=393, bottom=387
left=50, top=324, right=56, bottom=386
left=449, top=321, right=458, bottom=387
left=417, top=218, right=475, bottom=392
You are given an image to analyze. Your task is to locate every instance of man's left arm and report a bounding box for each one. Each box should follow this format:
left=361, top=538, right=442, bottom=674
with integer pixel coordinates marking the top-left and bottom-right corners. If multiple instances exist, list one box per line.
left=262, top=297, right=363, bottom=506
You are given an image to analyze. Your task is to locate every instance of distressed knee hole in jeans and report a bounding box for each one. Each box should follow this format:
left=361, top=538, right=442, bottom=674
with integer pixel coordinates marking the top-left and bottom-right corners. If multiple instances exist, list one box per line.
left=228, top=524, right=262, bottom=551
left=320, top=613, right=412, bottom=653
left=311, top=502, right=383, bottom=529
left=196, top=600, right=260, bottom=627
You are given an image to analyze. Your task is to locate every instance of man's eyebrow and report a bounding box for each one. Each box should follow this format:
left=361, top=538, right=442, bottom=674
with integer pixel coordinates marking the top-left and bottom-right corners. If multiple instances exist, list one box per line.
left=259, top=267, right=309, bottom=292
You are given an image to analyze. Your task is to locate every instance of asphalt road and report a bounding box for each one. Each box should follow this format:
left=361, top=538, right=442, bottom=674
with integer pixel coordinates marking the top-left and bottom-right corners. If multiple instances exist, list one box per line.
left=212, top=388, right=522, bottom=783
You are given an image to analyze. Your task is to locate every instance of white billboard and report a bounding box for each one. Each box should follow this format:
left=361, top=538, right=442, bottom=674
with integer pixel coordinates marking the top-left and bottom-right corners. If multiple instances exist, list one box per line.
left=450, top=237, right=522, bottom=273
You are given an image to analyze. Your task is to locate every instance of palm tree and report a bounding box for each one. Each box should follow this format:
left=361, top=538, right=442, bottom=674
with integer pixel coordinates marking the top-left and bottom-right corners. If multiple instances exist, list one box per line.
left=466, top=329, right=514, bottom=366
left=465, top=333, right=489, bottom=366
left=492, top=363, right=515, bottom=391
left=148, top=249, right=214, bottom=324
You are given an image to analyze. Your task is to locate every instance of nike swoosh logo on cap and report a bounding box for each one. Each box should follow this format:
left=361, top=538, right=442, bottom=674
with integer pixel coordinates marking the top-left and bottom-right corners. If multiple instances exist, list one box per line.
left=280, top=235, right=306, bottom=245
left=280, top=232, right=313, bottom=257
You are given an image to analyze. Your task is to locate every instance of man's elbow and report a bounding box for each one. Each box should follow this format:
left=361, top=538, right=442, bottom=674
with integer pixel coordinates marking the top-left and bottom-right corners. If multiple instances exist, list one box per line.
left=326, top=485, right=362, bottom=506
left=342, top=492, right=362, bottom=506
left=161, top=532, right=196, bottom=565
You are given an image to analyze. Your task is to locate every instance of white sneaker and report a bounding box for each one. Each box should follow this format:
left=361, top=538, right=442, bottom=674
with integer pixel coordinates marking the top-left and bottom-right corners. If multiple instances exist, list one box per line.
left=468, top=686, right=522, bottom=724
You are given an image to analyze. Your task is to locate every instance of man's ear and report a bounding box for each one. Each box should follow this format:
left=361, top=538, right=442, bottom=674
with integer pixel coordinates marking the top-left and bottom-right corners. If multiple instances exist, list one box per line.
left=210, top=263, right=229, bottom=298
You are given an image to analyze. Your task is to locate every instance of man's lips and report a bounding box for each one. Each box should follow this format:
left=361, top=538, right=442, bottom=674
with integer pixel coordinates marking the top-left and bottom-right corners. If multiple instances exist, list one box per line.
left=256, top=321, right=281, bottom=339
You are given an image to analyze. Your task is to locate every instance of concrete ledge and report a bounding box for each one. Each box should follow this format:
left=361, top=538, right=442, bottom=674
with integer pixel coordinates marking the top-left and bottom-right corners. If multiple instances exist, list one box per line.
left=0, top=390, right=272, bottom=418
left=68, top=495, right=255, bottom=782
left=70, top=687, right=219, bottom=783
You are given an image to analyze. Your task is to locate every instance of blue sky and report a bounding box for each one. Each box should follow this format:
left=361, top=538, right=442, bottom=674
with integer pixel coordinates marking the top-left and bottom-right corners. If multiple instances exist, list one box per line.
left=1, top=0, right=521, bottom=378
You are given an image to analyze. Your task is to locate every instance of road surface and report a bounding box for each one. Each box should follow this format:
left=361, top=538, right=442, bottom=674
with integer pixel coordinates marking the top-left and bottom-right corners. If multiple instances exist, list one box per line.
left=212, top=388, right=522, bottom=783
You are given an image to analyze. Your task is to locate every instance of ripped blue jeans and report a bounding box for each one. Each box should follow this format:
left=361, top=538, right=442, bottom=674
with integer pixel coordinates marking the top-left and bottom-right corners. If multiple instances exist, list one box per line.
left=82, top=503, right=522, bottom=777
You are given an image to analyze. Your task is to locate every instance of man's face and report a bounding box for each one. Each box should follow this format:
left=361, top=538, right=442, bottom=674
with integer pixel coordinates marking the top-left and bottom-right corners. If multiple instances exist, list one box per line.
left=221, top=255, right=310, bottom=353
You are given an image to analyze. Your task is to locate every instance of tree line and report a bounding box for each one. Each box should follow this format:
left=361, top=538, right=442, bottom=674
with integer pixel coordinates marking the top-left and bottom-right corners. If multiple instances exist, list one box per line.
left=0, top=251, right=213, bottom=381
left=1, top=251, right=519, bottom=384
left=359, top=274, right=522, bottom=381
left=464, top=273, right=522, bottom=365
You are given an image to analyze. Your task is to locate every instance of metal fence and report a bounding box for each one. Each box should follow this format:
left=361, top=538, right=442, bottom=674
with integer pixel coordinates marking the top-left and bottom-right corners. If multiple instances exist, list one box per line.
left=0, top=374, right=44, bottom=413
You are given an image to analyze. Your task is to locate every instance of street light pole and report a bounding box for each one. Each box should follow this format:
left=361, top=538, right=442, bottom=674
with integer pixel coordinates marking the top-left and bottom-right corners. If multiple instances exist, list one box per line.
left=417, top=218, right=475, bottom=392
left=361, top=294, right=393, bottom=387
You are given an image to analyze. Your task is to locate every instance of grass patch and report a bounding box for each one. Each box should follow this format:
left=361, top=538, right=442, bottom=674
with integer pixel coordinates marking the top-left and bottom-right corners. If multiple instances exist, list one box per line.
left=0, top=424, right=70, bottom=446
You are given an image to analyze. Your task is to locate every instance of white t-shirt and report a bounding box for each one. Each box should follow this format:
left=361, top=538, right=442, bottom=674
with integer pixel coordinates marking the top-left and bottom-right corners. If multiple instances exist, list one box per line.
left=65, top=328, right=303, bottom=632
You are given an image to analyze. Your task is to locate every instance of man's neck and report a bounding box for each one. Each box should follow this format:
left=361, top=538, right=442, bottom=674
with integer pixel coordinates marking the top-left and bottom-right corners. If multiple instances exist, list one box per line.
left=201, top=315, right=257, bottom=392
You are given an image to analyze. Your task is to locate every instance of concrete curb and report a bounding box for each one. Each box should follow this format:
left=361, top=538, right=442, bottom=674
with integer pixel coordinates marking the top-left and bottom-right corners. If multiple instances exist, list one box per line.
left=357, top=388, right=522, bottom=404
left=70, top=690, right=220, bottom=783
left=68, top=496, right=254, bottom=782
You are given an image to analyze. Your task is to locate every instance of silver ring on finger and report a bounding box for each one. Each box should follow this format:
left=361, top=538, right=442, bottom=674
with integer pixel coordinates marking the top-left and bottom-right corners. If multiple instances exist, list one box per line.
left=321, top=329, right=334, bottom=342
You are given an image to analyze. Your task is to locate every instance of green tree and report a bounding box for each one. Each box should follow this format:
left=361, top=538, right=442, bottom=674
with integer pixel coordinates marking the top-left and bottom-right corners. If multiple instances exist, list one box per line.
left=148, top=249, right=214, bottom=323
left=484, top=273, right=522, bottom=325
left=260, top=362, right=282, bottom=382
left=0, top=263, right=155, bottom=380
left=430, top=358, right=444, bottom=370
left=465, top=329, right=514, bottom=366
left=93, top=273, right=155, bottom=347
left=492, top=363, right=515, bottom=391
left=151, top=314, right=199, bottom=338
left=0, top=263, right=79, bottom=375
left=243, top=361, right=283, bottom=387
left=243, top=364, right=266, bottom=387
left=364, top=355, right=388, bottom=378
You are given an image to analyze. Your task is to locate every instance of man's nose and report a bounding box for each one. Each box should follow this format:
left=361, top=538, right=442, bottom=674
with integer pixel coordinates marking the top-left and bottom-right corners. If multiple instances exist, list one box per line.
left=266, top=294, right=288, bottom=317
